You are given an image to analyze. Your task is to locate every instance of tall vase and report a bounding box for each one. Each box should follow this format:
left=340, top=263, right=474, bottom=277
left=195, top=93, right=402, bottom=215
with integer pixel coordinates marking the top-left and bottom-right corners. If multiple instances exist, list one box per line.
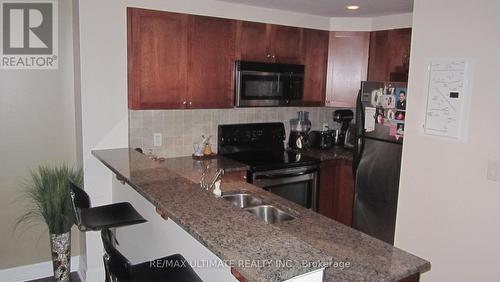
left=50, top=232, right=71, bottom=282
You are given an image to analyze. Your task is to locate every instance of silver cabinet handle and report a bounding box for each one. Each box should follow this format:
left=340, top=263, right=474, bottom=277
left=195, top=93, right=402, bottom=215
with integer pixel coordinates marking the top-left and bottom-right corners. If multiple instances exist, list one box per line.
left=271, top=55, right=275, bottom=59
left=189, top=101, right=192, bottom=106
left=182, top=101, right=187, bottom=105
left=266, top=53, right=271, bottom=58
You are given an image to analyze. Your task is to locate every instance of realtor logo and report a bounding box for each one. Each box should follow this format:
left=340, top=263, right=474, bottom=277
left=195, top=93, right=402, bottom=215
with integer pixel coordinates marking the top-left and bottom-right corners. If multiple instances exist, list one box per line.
left=1, top=1, right=58, bottom=69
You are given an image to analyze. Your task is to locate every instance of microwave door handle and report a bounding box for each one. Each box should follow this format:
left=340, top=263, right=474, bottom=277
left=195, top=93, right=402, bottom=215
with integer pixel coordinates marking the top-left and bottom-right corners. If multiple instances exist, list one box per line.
left=241, top=70, right=280, bottom=76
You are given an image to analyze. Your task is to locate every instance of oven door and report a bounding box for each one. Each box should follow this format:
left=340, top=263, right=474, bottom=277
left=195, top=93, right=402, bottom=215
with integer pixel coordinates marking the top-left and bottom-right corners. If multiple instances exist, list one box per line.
left=251, top=166, right=318, bottom=211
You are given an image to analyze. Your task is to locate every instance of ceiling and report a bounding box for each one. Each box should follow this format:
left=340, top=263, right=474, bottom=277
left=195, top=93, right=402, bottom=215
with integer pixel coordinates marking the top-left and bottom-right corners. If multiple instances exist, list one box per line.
left=216, top=0, right=413, bottom=17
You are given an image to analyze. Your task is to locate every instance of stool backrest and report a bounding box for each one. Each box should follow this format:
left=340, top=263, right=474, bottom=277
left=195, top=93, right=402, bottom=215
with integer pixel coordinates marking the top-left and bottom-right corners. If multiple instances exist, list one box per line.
left=68, top=180, right=90, bottom=230
left=101, top=228, right=132, bottom=281
left=69, top=181, right=90, bottom=208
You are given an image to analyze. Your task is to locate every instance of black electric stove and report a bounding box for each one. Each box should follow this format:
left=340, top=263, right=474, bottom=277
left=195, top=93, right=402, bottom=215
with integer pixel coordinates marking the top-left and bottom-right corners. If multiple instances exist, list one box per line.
left=221, top=150, right=318, bottom=172
left=218, top=123, right=319, bottom=210
left=218, top=123, right=318, bottom=171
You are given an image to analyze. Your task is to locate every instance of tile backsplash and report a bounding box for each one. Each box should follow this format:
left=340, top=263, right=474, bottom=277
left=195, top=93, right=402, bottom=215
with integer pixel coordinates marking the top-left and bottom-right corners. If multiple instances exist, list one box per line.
left=129, top=107, right=349, bottom=158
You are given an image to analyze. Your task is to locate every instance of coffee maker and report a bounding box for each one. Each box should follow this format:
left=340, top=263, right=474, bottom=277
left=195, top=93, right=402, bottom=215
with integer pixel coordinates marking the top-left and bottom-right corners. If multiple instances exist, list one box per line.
left=289, top=111, right=311, bottom=150
left=333, top=109, right=354, bottom=146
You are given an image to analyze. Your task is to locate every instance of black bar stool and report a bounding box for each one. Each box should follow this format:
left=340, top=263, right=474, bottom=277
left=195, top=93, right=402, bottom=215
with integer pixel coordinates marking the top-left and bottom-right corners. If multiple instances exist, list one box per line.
left=69, top=181, right=203, bottom=281
left=101, top=228, right=203, bottom=282
left=69, top=181, right=147, bottom=231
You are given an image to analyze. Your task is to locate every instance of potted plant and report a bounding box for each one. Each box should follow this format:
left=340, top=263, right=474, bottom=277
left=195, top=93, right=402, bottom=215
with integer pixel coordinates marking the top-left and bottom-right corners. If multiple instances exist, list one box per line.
left=16, top=165, right=83, bottom=282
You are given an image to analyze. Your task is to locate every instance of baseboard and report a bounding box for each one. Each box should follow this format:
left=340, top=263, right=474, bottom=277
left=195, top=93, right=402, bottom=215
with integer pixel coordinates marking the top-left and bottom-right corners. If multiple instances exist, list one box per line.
left=0, top=256, right=80, bottom=282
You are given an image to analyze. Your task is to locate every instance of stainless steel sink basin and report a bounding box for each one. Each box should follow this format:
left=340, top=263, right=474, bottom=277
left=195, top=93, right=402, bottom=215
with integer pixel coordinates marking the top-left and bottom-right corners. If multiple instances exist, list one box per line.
left=244, top=205, right=295, bottom=224
left=222, top=193, right=264, bottom=208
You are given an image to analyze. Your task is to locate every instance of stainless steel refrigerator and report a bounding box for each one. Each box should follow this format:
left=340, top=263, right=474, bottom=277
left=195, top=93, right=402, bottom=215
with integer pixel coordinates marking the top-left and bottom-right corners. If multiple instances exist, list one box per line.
left=352, top=81, right=407, bottom=245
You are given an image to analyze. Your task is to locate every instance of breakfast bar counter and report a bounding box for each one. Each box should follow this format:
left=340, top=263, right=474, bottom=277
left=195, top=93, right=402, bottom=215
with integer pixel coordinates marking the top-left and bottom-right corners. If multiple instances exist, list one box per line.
left=93, top=148, right=430, bottom=281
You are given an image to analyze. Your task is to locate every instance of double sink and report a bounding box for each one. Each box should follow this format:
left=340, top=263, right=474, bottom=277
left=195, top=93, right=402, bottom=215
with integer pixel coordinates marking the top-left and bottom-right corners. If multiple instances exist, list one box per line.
left=222, top=192, right=294, bottom=224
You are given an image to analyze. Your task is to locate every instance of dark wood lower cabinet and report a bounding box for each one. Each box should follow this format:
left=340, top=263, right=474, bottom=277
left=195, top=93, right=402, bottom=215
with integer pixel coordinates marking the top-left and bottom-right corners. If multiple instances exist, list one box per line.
left=399, top=273, right=420, bottom=282
left=318, top=159, right=355, bottom=226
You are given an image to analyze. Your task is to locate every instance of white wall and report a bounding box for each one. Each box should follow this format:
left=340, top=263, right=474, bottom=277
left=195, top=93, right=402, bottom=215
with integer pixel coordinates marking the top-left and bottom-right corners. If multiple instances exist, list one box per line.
left=329, top=13, right=412, bottom=31
left=371, top=13, right=412, bottom=31
left=0, top=0, right=79, bottom=270
left=395, top=0, right=500, bottom=281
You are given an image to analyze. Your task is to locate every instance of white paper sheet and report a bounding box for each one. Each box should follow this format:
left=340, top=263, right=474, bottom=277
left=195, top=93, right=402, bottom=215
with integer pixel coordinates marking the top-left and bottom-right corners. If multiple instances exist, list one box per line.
left=364, top=107, right=376, bottom=132
left=424, top=59, right=469, bottom=139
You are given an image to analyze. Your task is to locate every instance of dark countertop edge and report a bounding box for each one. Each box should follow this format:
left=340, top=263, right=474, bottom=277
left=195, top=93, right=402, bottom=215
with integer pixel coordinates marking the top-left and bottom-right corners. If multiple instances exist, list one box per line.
left=91, top=149, right=331, bottom=281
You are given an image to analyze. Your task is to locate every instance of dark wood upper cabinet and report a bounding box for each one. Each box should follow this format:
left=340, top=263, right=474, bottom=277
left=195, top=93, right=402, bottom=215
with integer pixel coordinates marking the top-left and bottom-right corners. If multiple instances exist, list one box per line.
left=128, top=8, right=332, bottom=109
left=128, top=8, right=188, bottom=109
left=236, top=21, right=270, bottom=62
left=187, top=16, right=236, bottom=109
left=367, top=28, right=412, bottom=82
left=325, top=31, right=370, bottom=108
left=128, top=8, right=235, bottom=109
left=270, top=25, right=303, bottom=64
left=302, top=28, right=329, bottom=106
left=236, top=22, right=303, bottom=64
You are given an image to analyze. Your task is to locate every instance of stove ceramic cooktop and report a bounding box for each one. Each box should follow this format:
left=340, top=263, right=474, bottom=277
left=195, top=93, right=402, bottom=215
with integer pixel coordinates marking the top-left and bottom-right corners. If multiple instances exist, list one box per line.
left=224, top=150, right=318, bottom=171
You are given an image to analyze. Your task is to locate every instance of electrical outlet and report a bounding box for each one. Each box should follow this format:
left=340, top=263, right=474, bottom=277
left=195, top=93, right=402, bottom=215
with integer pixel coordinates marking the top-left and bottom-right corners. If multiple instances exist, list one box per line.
left=487, top=160, right=500, bottom=182
left=153, top=133, right=162, bottom=147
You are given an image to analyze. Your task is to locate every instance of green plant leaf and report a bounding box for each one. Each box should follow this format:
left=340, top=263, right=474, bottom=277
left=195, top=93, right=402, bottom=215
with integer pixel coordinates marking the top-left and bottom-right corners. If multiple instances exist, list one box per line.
left=16, top=164, right=83, bottom=234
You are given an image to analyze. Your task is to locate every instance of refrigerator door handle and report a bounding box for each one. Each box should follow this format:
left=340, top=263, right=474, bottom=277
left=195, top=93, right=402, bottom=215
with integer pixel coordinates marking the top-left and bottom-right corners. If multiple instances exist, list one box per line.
left=353, top=89, right=365, bottom=179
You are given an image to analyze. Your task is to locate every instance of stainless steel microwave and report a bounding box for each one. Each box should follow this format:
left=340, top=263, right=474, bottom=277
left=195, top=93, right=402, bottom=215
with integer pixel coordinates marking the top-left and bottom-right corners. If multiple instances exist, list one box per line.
left=235, top=61, right=304, bottom=107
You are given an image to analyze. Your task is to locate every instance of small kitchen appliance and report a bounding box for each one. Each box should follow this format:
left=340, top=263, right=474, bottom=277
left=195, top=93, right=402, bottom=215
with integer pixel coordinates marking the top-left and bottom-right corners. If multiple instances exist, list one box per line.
left=288, top=111, right=312, bottom=150
left=218, top=123, right=319, bottom=210
left=333, top=109, right=354, bottom=146
left=308, top=130, right=334, bottom=150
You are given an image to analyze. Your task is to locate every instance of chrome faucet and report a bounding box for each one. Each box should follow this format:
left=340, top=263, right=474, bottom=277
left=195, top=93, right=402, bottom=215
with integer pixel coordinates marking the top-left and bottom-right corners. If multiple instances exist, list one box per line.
left=200, top=168, right=224, bottom=190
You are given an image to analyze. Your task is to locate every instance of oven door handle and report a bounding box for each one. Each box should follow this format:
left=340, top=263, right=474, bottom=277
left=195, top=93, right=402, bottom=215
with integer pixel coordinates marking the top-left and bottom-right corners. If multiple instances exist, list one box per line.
left=255, top=169, right=316, bottom=180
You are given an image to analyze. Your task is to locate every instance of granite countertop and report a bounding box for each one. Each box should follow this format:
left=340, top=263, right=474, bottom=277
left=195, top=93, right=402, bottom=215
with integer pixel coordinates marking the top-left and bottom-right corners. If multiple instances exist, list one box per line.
left=93, top=148, right=430, bottom=281
left=300, top=146, right=353, bottom=162
left=93, top=148, right=331, bottom=281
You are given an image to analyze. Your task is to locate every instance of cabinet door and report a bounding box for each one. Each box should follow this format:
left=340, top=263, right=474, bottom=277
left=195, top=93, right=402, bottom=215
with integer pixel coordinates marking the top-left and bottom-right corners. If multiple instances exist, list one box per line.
left=236, top=21, right=270, bottom=62
left=318, top=159, right=355, bottom=226
left=368, top=28, right=412, bottom=82
left=187, top=16, right=236, bottom=109
left=302, top=29, right=329, bottom=106
left=319, top=161, right=337, bottom=219
left=270, top=25, right=303, bottom=64
left=334, top=160, right=354, bottom=226
left=128, top=8, right=188, bottom=109
left=325, top=31, right=369, bottom=108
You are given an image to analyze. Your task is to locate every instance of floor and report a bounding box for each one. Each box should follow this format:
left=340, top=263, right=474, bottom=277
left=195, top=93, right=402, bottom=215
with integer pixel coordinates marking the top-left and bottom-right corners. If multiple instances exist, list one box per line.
left=27, top=272, right=81, bottom=282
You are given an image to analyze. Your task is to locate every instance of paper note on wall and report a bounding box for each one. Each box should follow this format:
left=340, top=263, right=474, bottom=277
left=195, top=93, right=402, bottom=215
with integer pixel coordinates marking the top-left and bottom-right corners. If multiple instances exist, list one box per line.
left=423, top=59, right=469, bottom=140
left=365, top=107, right=376, bottom=132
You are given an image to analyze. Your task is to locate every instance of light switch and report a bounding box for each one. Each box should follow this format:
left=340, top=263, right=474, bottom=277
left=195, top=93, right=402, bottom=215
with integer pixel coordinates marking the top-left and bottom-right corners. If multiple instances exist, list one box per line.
left=153, top=133, right=162, bottom=147
left=487, top=160, right=500, bottom=182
